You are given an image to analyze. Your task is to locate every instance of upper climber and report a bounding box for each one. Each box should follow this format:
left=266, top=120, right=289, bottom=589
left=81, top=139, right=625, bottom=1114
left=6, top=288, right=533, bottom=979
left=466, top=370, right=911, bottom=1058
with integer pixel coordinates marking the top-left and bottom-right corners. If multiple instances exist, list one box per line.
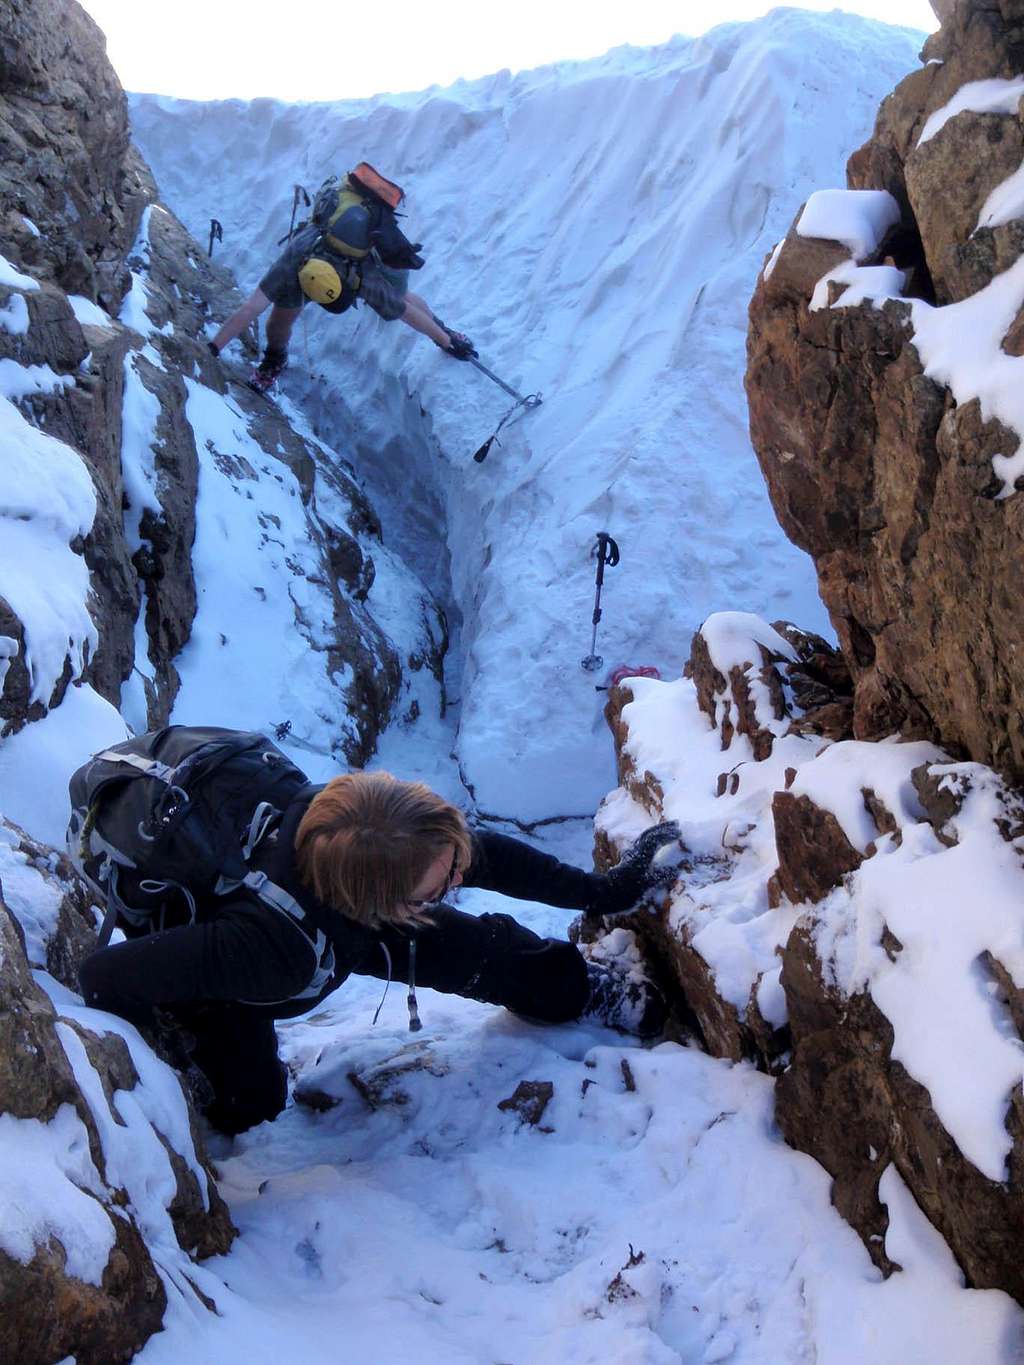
left=206, top=161, right=476, bottom=393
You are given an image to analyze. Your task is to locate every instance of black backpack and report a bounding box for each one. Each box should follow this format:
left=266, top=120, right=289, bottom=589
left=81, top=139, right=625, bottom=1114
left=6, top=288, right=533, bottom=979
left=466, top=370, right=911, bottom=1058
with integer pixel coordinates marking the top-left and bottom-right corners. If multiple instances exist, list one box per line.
left=67, top=728, right=335, bottom=999
left=311, top=162, right=425, bottom=272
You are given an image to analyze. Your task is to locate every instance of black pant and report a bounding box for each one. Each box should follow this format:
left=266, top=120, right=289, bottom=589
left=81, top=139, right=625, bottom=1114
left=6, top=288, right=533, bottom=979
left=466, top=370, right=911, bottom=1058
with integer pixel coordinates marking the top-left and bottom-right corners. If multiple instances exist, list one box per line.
left=175, top=1003, right=288, bottom=1137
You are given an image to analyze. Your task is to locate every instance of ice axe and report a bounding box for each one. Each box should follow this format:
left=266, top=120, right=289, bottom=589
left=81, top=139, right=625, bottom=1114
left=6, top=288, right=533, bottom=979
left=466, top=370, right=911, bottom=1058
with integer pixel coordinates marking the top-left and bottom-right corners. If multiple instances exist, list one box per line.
left=581, top=531, right=620, bottom=672
left=469, top=362, right=543, bottom=462
left=207, top=218, right=223, bottom=258
left=288, top=185, right=310, bottom=241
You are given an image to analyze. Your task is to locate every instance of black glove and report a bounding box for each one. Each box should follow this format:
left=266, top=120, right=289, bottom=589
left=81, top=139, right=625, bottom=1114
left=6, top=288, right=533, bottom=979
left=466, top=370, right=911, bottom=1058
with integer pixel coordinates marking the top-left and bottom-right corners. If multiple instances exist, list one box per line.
left=586, top=822, right=682, bottom=917
left=446, top=330, right=477, bottom=360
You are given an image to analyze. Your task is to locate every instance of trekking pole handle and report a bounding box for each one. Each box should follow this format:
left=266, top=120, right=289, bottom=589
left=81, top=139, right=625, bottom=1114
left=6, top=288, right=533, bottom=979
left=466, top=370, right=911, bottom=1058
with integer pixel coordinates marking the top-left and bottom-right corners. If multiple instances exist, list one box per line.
left=589, top=531, right=620, bottom=625
left=592, top=531, right=620, bottom=592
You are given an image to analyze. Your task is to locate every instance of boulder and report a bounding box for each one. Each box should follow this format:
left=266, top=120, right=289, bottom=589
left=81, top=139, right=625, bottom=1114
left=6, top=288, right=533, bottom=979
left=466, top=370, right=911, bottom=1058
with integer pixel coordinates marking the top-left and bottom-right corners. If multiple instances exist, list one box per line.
left=0, top=865, right=235, bottom=1364
left=746, top=0, right=1024, bottom=787
left=778, top=919, right=1024, bottom=1299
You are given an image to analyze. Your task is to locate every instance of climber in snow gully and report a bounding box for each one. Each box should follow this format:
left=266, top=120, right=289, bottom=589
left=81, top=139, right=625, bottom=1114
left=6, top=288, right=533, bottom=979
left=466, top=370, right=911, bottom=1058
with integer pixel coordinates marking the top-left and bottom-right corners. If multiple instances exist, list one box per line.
left=206, top=162, right=476, bottom=394
left=72, top=727, right=680, bottom=1136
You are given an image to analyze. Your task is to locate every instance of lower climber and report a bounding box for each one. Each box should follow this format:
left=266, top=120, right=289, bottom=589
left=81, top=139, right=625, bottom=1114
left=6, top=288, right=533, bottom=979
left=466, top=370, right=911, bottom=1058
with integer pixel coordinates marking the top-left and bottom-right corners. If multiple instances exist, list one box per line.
left=77, top=751, right=679, bottom=1135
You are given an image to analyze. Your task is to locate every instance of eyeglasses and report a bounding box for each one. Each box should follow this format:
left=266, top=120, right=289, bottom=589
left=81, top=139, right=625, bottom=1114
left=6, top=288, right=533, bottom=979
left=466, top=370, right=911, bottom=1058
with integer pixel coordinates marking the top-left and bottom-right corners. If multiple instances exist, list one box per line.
left=406, top=846, right=459, bottom=909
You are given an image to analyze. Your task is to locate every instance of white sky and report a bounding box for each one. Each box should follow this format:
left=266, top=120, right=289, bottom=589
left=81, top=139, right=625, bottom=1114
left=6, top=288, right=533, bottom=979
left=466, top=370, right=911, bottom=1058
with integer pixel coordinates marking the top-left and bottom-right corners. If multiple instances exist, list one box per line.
left=78, top=1, right=938, bottom=102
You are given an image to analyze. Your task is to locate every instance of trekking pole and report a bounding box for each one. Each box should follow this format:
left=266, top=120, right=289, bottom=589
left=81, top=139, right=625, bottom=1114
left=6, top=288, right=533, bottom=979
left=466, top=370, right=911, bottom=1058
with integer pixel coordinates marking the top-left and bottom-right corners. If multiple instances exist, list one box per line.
left=580, top=531, right=620, bottom=672
left=288, top=185, right=310, bottom=241
left=208, top=219, right=223, bottom=258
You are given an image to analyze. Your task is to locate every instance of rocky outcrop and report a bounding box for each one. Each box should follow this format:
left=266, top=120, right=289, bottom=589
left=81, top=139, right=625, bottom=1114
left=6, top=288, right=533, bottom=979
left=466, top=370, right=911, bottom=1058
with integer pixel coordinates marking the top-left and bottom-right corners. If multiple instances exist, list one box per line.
left=687, top=615, right=853, bottom=770
left=594, top=615, right=843, bottom=1070
left=778, top=914, right=1024, bottom=1299
left=766, top=791, right=863, bottom=907
left=775, top=760, right=1024, bottom=1300
left=0, top=0, right=147, bottom=304
left=746, top=0, right=1024, bottom=786
left=597, top=614, right=1024, bottom=1303
left=0, top=822, right=236, bottom=1364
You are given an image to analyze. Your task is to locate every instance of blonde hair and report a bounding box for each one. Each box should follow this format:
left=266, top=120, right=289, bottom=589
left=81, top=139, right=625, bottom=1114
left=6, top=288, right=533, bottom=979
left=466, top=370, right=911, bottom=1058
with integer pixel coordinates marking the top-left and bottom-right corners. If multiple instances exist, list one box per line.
left=294, top=771, right=471, bottom=928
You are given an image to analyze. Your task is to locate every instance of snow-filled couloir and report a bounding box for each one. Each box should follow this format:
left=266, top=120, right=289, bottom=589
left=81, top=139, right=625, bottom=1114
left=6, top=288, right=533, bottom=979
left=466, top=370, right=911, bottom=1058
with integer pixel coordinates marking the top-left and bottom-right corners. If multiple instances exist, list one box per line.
left=130, top=7, right=924, bottom=821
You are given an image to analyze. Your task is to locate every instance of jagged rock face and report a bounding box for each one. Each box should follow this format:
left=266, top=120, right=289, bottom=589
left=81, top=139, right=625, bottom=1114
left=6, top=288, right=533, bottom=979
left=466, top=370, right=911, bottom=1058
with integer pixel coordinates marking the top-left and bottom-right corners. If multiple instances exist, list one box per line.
left=746, top=0, right=1024, bottom=786
left=776, top=764, right=1024, bottom=1300
left=594, top=616, right=851, bottom=1070
left=0, top=0, right=436, bottom=761
left=596, top=617, right=853, bottom=1068
left=598, top=614, right=1024, bottom=1304
left=0, top=0, right=146, bottom=305
left=687, top=616, right=853, bottom=765
left=0, top=819, right=236, bottom=1364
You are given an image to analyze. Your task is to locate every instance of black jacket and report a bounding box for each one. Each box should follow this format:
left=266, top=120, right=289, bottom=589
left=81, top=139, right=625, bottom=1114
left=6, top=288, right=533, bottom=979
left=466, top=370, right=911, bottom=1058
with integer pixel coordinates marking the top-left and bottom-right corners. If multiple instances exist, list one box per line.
left=78, top=786, right=604, bottom=1028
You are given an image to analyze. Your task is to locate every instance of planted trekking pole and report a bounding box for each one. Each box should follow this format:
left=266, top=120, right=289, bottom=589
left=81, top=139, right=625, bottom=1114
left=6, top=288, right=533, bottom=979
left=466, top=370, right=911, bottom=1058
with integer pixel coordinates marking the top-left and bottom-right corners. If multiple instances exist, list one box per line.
left=581, top=532, right=620, bottom=672
left=468, top=360, right=543, bottom=463
left=208, top=219, right=223, bottom=258
left=288, top=184, right=310, bottom=241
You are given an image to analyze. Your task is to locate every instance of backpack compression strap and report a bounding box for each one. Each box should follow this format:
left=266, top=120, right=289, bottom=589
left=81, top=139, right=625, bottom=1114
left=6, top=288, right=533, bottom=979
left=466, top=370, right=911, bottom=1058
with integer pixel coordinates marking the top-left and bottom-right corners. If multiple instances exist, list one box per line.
left=238, top=870, right=337, bottom=1004
left=94, top=750, right=175, bottom=782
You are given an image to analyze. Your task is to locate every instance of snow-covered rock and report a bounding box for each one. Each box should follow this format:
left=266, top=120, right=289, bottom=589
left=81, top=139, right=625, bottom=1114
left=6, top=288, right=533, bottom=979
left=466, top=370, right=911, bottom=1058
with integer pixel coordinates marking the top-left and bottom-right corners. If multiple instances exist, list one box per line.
left=0, top=819, right=236, bottom=1365
left=747, top=0, right=1024, bottom=791
left=0, top=2, right=445, bottom=777
left=597, top=609, right=1024, bottom=1305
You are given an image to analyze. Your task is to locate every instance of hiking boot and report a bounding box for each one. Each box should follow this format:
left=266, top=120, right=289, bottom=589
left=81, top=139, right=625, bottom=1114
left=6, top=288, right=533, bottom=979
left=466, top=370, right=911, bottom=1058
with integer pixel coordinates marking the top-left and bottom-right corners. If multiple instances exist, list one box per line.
left=581, top=958, right=667, bottom=1038
left=249, top=345, right=288, bottom=394
left=587, top=821, right=683, bottom=918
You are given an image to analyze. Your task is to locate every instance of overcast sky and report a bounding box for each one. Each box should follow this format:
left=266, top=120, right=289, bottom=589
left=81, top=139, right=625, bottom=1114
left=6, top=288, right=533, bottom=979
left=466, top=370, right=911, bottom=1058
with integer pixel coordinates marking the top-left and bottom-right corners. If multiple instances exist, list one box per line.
left=78, top=0, right=938, bottom=102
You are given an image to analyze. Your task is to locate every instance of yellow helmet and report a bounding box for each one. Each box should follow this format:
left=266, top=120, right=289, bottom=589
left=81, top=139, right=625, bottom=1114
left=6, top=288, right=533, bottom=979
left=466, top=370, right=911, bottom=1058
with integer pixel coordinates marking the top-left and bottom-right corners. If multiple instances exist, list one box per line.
left=298, top=255, right=360, bottom=313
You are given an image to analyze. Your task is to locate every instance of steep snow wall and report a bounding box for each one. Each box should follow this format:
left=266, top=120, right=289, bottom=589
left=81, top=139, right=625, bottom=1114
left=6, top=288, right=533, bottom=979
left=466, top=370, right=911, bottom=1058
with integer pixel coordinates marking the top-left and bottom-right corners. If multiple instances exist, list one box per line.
left=131, top=9, right=924, bottom=820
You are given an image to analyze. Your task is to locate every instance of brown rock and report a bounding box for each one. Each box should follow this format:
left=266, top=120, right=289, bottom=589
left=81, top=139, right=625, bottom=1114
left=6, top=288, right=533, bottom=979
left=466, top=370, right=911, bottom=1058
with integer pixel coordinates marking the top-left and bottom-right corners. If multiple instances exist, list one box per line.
left=497, top=1080, right=555, bottom=1128
left=788, top=698, right=855, bottom=742
left=603, top=682, right=664, bottom=815
left=905, top=109, right=1024, bottom=304
left=0, top=1216, right=166, bottom=1365
left=0, top=852, right=235, bottom=1361
left=778, top=917, right=1024, bottom=1299
left=689, top=626, right=789, bottom=761
left=0, top=0, right=149, bottom=306
left=768, top=791, right=863, bottom=906
left=747, top=0, right=1024, bottom=787
left=0, top=817, right=100, bottom=989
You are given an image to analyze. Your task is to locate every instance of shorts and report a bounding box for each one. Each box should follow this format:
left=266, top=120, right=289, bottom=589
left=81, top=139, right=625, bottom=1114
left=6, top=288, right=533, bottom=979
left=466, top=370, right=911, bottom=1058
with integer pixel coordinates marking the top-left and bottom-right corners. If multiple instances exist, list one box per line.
left=259, top=225, right=409, bottom=321
left=258, top=225, right=319, bottom=310
left=357, top=261, right=409, bottom=322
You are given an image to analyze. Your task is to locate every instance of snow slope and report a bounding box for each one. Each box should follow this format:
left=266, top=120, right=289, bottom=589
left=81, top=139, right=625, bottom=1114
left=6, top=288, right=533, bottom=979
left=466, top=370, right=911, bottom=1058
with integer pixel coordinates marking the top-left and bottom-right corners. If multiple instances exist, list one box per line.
left=134, top=964, right=1023, bottom=1365
left=130, top=7, right=924, bottom=821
